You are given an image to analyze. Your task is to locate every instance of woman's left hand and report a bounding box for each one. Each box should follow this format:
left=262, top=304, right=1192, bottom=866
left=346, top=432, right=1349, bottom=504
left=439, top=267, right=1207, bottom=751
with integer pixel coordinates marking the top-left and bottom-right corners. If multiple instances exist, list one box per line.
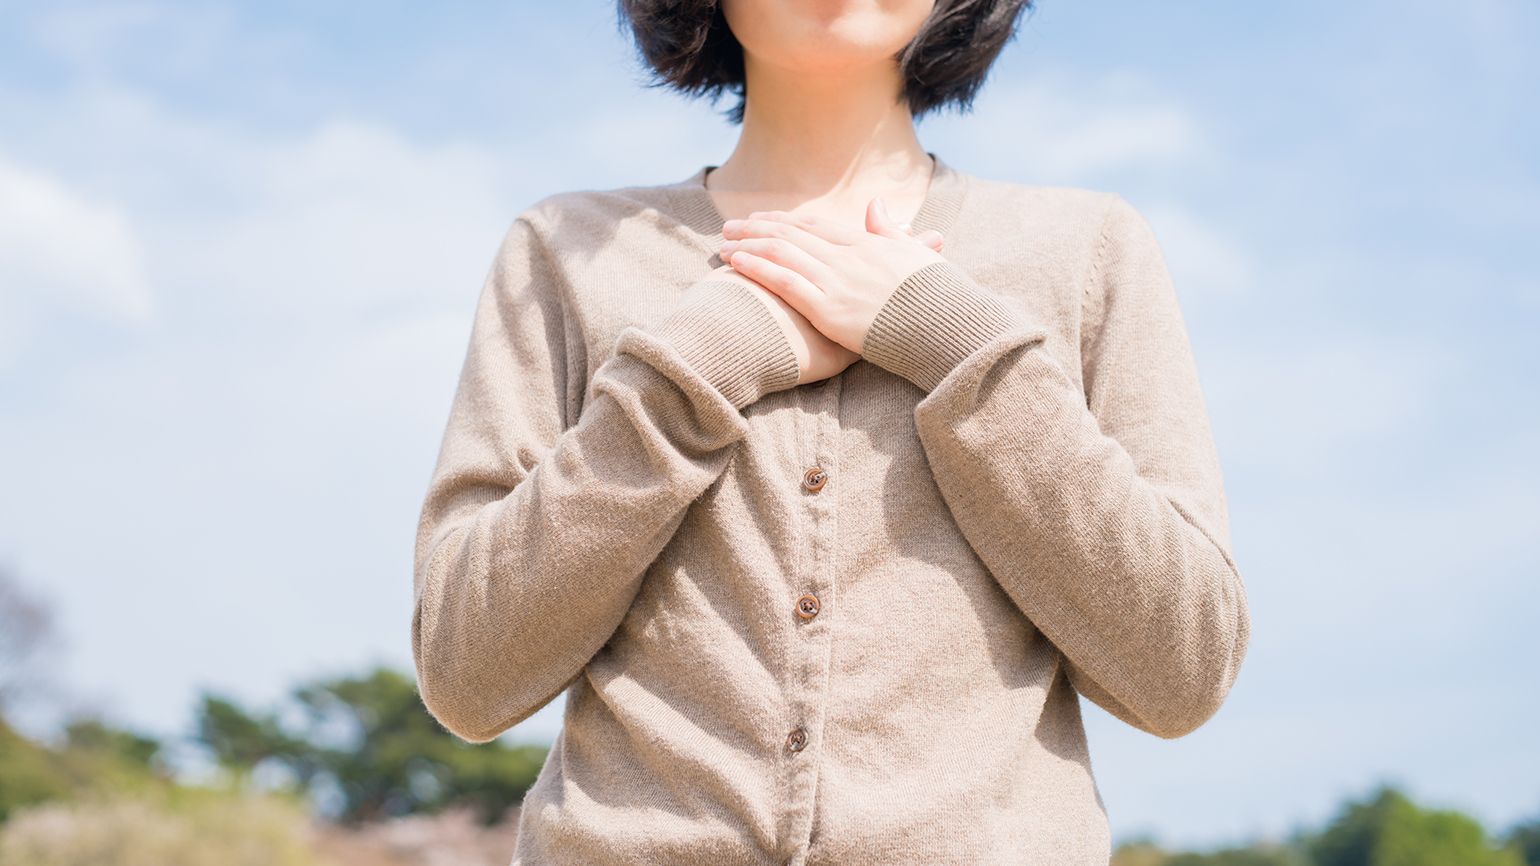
left=717, top=196, right=947, bottom=355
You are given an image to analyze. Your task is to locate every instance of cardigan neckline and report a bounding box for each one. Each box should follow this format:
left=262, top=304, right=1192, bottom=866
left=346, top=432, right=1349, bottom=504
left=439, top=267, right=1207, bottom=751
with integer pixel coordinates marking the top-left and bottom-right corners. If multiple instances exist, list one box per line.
left=660, top=150, right=969, bottom=259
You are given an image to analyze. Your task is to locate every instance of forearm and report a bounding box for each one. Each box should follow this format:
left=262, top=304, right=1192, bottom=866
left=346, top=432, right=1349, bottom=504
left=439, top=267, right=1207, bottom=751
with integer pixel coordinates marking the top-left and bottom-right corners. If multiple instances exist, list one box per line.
left=413, top=279, right=799, bottom=743
left=864, top=257, right=1250, bottom=739
left=910, top=332, right=1249, bottom=738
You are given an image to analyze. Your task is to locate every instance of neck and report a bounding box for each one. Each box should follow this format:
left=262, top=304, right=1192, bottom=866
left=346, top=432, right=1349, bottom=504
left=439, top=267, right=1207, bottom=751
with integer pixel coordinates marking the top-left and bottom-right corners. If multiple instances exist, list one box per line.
left=706, top=59, right=933, bottom=223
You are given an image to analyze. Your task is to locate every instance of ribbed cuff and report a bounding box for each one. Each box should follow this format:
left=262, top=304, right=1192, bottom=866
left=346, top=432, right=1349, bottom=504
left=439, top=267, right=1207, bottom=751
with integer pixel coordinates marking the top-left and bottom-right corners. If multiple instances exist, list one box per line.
left=860, top=260, right=1023, bottom=393
left=647, top=279, right=802, bottom=410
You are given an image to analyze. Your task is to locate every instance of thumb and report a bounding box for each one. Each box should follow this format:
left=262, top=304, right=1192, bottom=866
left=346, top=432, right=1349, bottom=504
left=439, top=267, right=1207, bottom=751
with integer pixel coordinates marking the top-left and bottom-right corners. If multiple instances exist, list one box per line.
left=867, top=196, right=908, bottom=239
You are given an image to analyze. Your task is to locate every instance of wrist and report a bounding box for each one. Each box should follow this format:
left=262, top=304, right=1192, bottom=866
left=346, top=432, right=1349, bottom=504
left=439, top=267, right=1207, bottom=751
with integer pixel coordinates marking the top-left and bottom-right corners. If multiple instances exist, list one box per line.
left=647, top=279, right=801, bottom=410
left=859, top=260, right=1022, bottom=393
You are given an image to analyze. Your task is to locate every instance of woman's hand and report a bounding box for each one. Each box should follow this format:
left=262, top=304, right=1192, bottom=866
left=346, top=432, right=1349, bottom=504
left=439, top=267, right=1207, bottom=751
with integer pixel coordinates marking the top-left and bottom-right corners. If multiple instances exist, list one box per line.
left=700, top=262, right=859, bottom=385
left=716, top=196, right=947, bottom=357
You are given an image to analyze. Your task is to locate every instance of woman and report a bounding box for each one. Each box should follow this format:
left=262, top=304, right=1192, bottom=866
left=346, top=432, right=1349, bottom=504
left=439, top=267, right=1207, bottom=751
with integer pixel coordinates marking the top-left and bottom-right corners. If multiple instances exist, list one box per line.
left=411, top=1, right=1251, bottom=864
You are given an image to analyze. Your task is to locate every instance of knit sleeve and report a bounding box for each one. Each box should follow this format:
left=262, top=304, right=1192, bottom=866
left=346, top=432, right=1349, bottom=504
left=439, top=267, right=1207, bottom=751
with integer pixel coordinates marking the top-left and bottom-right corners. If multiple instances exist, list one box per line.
left=859, top=194, right=1251, bottom=739
left=411, top=214, right=800, bottom=744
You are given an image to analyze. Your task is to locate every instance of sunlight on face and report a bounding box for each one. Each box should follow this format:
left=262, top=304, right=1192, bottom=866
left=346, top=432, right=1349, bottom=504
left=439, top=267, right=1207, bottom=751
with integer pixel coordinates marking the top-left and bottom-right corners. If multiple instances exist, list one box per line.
left=721, top=0, right=938, bottom=75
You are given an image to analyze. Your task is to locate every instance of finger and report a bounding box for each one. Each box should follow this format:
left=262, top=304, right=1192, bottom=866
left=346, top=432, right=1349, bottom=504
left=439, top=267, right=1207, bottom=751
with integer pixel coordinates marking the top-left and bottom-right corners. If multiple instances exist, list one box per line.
left=724, top=250, right=823, bottom=322
left=914, top=228, right=945, bottom=250
left=740, top=209, right=863, bottom=246
left=723, top=236, right=836, bottom=295
left=865, top=196, right=908, bottom=240
left=723, top=216, right=845, bottom=261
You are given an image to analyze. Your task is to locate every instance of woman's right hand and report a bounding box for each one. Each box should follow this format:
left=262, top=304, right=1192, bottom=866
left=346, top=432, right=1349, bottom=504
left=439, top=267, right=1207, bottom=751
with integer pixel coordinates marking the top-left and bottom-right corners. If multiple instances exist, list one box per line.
left=711, top=226, right=944, bottom=386
left=710, top=263, right=855, bottom=385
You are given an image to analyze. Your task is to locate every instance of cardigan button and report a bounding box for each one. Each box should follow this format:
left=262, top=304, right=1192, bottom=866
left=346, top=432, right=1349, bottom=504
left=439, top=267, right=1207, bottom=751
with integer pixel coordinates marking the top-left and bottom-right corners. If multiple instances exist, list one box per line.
left=796, top=593, right=820, bottom=619
left=786, top=726, right=808, bottom=752
left=801, top=466, right=828, bottom=492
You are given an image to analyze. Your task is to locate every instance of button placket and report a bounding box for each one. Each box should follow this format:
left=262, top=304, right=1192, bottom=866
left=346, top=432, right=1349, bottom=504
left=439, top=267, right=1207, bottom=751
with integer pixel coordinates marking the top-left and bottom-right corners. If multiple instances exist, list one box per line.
left=779, top=378, right=843, bottom=865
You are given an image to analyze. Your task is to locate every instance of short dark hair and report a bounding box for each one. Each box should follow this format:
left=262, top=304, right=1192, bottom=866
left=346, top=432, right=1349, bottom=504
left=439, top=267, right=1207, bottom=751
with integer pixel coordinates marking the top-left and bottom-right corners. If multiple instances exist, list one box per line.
left=614, top=0, right=1036, bottom=124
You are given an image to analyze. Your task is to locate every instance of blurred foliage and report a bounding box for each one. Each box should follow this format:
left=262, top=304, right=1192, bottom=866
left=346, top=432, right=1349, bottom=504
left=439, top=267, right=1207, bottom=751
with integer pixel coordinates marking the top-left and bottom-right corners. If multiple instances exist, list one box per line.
left=4, top=663, right=547, bottom=832
left=193, top=664, right=547, bottom=826
left=0, top=714, right=175, bottom=823
left=2, top=653, right=1537, bottom=863
left=1505, top=817, right=1540, bottom=865
left=1159, top=841, right=1309, bottom=865
left=1112, top=782, right=1533, bottom=866
left=1305, top=784, right=1525, bottom=866
left=0, top=786, right=322, bottom=866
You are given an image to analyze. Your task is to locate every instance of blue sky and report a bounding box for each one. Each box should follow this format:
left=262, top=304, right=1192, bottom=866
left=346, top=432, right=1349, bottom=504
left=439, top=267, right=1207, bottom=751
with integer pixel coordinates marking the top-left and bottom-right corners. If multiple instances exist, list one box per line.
left=1, top=0, right=1536, bottom=851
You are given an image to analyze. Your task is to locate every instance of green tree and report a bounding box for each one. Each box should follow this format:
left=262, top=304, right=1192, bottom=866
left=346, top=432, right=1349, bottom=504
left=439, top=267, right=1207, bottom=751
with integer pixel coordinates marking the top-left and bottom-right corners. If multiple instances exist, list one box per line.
left=1308, top=782, right=1523, bottom=866
left=1164, top=843, right=1308, bottom=865
left=1498, top=813, right=1540, bottom=866
left=61, top=717, right=166, bottom=774
left=1113, top=829, right=1311, bottom=866
left=194, top=695, right=308, bottom=788
left=192, top=664, right=548, bottom=826
left=0, top=715, right=73, bottom=823
left=0, top=713, right=175, bottom=822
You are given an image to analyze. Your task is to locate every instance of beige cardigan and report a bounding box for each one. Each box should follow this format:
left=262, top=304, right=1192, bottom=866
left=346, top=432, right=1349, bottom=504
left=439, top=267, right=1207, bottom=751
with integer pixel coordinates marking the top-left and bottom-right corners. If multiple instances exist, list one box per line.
left=411, top=152, right=1250, bottom=865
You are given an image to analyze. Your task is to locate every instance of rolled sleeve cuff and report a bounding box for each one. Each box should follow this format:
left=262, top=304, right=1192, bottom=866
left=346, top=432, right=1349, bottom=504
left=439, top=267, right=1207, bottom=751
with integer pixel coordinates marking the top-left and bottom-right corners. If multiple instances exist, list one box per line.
left=860, top=260, right=1026, bottom=393
left=647, top=279, right=802, bottom=410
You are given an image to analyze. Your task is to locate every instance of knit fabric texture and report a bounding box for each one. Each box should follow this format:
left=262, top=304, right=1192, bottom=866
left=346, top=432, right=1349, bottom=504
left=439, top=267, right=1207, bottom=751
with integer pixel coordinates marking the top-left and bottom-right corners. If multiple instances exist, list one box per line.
left=411, top=151, right=1251, bottom=866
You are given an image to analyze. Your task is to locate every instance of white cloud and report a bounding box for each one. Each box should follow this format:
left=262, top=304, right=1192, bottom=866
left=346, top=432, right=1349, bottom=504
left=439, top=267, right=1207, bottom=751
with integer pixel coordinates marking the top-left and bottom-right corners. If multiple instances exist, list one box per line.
left=30, top=1, right=255, bottom=81
left=1205, top=332, right=1466, bottom=473
left=0, top=79, right=538, bottom=739
left=959, top=68, right=1214, bottom=182
left=31, top=2, right=168, bottom=68
left=0, top=74, right=528, bottom=374
left=1461, top=0, right=1528, bottom=82
left=160, top=115, right=514, bottom=324
left=925, top=68, right=1255, bottom=303
left=1141, top=201, right=1255, bottom=301
left=0, top=155, right=154, bottom=370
